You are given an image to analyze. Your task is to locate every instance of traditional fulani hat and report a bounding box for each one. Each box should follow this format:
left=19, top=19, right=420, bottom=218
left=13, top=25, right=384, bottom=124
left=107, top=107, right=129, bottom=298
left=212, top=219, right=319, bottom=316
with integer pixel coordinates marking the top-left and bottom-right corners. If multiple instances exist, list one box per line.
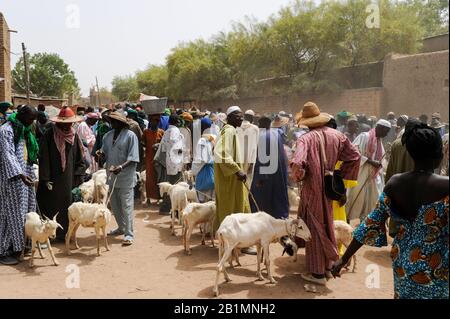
left=105, top=111, right=129, bottom=125
left=50, top=107, right=83, bottom=123
left=295, top=102, right=332, bottom=128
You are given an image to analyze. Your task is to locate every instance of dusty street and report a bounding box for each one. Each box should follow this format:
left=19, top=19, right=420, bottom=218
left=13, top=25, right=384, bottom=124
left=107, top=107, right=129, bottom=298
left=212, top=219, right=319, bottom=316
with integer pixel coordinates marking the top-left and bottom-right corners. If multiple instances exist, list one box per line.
left=0, top=205, right=394, bottom=299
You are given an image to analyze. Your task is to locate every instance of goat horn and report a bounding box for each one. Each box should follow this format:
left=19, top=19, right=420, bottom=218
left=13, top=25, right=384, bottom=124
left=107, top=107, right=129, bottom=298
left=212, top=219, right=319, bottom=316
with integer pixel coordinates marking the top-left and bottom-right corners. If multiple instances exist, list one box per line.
left=282, top=248, right=286, bottom=256
left=53, top=212, right=59, bottom=222
left=43, top=215, right=50, bottom=221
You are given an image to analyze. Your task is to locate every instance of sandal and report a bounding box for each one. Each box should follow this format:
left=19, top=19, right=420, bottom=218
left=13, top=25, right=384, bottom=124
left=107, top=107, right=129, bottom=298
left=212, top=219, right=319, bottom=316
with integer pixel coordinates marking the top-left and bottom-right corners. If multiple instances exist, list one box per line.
left=301, top=273, right=327, bottom=286
left=108, top=229, right=124, bottom=237
left=122, top=238, right=133, bottom=246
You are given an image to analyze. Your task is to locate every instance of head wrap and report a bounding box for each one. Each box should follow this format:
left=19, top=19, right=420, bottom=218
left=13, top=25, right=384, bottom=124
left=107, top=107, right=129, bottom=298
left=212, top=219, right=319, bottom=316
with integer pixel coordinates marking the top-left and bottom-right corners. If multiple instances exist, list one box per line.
left=245, top=109, right=255, bottom=116
left=86, top=112, right=99, bottom=119
left=226, top=106, right=241, bottom=116
left=181, top=112, right=193, bottom=122
left=164, top=108, right=172, bottom=116
left=376, top=119, right=392, bottom=129
left=337, top=110, right=352, bottom=118
left=201, top=117, right=212, bottom=133
left=402, top=119, right=443, bottom=160
left=399, top=115, right=408, bottom=122
left=7, top=111, right=39, bottom=164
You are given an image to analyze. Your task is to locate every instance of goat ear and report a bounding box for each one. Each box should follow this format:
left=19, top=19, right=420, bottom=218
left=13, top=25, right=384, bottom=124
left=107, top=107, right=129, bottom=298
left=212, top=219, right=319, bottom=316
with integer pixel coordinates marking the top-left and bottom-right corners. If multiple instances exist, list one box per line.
left=57, top=223, right=64, bottom=230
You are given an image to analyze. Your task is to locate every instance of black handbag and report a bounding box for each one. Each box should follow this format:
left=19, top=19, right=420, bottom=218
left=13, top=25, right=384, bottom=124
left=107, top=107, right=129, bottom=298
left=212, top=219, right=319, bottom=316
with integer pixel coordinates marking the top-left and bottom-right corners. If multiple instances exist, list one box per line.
left=317, top=132, right=347, bottom=202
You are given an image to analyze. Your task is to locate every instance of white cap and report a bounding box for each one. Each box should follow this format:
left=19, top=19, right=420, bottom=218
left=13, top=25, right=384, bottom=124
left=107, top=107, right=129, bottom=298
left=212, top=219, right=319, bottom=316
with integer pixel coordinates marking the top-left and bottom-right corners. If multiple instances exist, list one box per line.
left=245, top=109, right=255, bottom=116
left=376, top=119, right=392, bottom=129
left=226, top=106, right=242, bottom=115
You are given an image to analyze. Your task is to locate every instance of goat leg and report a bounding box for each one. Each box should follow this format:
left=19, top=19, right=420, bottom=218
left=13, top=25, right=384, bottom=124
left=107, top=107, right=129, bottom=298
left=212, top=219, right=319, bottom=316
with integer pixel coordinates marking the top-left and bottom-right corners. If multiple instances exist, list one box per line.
left=37, top=242, right=45, bottom=259
left=73, top=224, right=80, bottom=249
left=95, top=227, right=101, bottom=256
left=256, top=244, right=264, bottom=281
left=170, top=210, right=176, bottom=236
left=186, top=225, right=194, bottom=256
left=210, top=222, right=215, bottom=248
left=201, top=223, right=206, bottom=246
left=29, top=241, right=36, bottom=268
left=103, top=226, right=110, bottom=252
left=47, top=239, right=59, bottom=266
left=263, top=243, right=276, bottom=284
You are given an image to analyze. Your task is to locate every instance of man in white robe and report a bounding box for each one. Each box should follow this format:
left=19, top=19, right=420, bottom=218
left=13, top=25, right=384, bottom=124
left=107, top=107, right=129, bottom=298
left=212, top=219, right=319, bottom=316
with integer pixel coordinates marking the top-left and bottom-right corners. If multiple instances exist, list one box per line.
left=346, top=120, right=391, bottom=222
left=159, top=118, right=184, bottom=177
left=236, top=109, right=259, bottom=188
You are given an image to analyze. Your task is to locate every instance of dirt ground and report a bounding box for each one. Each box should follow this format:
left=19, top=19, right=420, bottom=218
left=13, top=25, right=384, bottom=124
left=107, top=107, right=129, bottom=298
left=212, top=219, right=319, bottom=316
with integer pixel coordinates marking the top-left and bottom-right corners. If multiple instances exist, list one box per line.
left=0, top=204, right=394, bottom=299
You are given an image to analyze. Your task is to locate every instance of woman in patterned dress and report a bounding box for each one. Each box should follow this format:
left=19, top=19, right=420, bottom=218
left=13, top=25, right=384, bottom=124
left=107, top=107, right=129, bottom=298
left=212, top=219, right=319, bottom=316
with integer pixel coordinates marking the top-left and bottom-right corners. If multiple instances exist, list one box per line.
left=331, top=119, right=449, bottom=299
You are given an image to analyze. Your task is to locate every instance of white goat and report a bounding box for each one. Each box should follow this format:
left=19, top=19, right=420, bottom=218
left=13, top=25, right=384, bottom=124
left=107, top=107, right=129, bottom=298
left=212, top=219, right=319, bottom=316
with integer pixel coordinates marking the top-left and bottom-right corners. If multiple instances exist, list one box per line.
left=334, top=220, right=357, bottom=272
left=169, top=183, right=197, bottom=236
left=213, top=212, right=311, bottom=296
left=65, top=202, right=112, bottom=256
left=79, top=179, right=95, bottom=203
left=182, top=201, right=216, bottom=255
left=280, top=220, right=357, bottom=272
left=288, top=187, right=300, bottom=211
left=183, top=170, right=195, bottom=185
left=92, top=169, right=108, bottom=204
left=22, top=212, right=62, bottom=268
left=158, top=182, right=173, bottom=198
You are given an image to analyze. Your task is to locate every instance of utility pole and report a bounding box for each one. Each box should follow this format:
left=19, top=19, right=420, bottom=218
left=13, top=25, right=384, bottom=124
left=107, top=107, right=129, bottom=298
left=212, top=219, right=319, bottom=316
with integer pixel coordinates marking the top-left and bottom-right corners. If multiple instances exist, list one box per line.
left=21, top=43, right=31, bottom=104
left=95, top=76, right=101, bottom=107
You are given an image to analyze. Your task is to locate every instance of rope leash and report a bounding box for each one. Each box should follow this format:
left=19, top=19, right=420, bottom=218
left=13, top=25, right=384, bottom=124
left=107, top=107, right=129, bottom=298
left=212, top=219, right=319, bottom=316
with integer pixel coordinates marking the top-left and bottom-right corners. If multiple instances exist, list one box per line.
left=243, top=181, right=260, bottom=212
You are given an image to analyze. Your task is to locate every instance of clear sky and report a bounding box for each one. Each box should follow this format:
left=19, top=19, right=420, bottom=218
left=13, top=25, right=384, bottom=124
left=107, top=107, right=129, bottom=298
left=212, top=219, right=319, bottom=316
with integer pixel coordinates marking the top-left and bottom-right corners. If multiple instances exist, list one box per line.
left=1, top=0, right=293, bottom=96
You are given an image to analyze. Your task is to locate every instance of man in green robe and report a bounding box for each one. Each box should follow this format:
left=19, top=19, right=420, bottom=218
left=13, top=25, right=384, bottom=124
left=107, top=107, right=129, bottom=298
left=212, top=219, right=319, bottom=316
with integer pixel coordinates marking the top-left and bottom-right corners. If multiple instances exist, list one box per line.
left=214, top=106, right=250, bottom=232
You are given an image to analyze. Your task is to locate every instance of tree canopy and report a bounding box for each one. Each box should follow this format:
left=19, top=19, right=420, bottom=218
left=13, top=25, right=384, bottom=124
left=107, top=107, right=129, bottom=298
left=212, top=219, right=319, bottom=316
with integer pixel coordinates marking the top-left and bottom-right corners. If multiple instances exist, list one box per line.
left=112, top=0, right=448, bottom=102
left=12, top=52, right=79, bottom=98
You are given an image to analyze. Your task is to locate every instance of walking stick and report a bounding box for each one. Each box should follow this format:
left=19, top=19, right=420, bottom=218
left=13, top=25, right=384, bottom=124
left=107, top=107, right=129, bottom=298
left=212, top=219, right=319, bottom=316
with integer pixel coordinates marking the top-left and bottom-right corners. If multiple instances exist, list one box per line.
left=347, top=153, right=387, bottom=215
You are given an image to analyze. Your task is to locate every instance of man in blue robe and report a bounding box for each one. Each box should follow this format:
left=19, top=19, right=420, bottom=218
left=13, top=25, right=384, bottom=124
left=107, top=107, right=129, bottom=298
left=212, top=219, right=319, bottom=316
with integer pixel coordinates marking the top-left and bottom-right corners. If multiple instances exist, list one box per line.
left=250, top=116, right=289, bottom=219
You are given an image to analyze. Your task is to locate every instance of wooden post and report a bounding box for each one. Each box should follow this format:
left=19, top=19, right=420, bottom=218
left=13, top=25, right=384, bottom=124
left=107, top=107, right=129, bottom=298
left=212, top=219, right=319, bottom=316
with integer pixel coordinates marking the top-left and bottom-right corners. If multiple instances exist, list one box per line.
left=95, top=76, right=101, bottom=107
left=21, top=43, right=31, bottom=105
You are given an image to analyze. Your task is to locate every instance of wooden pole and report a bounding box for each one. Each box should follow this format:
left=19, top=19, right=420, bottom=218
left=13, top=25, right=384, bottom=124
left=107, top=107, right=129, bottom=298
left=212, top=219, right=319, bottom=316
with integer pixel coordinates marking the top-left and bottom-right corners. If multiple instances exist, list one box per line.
left=95, top=76, right=101, bottom=107
left=21, top=43, right=31, bottom=105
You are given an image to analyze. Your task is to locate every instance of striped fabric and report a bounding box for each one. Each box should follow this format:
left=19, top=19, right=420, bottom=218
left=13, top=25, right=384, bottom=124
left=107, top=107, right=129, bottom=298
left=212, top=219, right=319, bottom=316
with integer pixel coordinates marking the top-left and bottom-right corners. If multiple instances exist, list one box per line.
left=0, top=122, right=36, bottom=255
left=291, top=126, right=361, bottom=274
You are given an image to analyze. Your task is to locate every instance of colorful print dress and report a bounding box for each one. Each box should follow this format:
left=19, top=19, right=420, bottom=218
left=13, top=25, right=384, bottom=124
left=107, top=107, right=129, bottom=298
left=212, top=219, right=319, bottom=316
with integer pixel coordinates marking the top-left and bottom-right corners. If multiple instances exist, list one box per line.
left=353, top=193, right=449, bottom=299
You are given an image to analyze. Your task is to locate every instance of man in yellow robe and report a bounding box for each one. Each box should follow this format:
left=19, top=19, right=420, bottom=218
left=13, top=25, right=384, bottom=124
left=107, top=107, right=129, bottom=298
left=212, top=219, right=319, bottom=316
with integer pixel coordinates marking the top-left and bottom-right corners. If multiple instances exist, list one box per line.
left=214, top=106, right=250, bottom=232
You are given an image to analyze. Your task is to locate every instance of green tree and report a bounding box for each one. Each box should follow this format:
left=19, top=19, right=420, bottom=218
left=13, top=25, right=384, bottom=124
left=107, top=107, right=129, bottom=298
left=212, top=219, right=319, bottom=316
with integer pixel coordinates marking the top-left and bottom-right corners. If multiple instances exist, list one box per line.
left=111, top=0, right=446, bottom=99
left=136, top=64, right=168, bottom=97
left=406, top=0, right=449, bottom=36
left=12, top=52, right=79, bottom=98
left=166, top=38, right=235, bottom=101
left=111, top=75, right=139, bottom=101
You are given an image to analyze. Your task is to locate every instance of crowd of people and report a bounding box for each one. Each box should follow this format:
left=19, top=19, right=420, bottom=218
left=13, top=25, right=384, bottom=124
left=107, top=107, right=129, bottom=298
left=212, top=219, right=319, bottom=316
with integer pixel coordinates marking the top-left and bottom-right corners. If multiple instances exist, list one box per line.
left=0, top=99, right=448, bottom=299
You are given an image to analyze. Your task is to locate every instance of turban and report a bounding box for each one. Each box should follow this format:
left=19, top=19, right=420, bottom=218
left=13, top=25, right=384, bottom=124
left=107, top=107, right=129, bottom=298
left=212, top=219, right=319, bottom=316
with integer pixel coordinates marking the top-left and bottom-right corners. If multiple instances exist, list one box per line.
left=226, top=106, right=241, bottom=115
left=376, top=119, right=392, bottom=129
